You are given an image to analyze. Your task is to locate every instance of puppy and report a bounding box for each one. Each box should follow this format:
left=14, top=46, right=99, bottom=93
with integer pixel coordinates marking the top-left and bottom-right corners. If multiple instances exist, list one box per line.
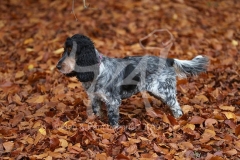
left=56, top=34, right=209, bottom=127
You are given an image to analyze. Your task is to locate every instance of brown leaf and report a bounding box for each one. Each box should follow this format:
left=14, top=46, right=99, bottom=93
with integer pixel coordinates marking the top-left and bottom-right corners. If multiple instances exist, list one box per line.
left=219, top=106, right=235, bottom=112
left=222, top=112, right=237, bottom=122
left=224, top=120, right=236, bottom=130
left=235, top=125, right=240, bottom=136
left=128, top=138, right=141, bottom=144
left=209, top=156, right=224, bottom=160
left=193, top=95, right=209, bottom=103
left=3, top=141, right=14, bottom=152
left=27, top=95, right=46, bottom=103
left=34, top=132, right=44, bottom=145
left=153, top=143, right=169, bottom=154
left=11, top=112, right=24, bottom=127
left=12, top=94, right=23, bottom=105
left=48, top=152, right=62, bottom=159
left=68, top=144, right=83, bottom=153
left=189, top=116, right=205, bottom=124
left=182, top=105, right=194, bottom=114
left=115, top=154, right=130, bottom=160
left=162, top=114, right=171, bottom=124
left=126, top=144, right=137, bottom=155
left=205, top=118, right=218, bottom=128
left=96, top=153, right=107, bottom=160
left=50, top=138, right=60, bottom=151
left=33, top=153, right=48, bottom=159
left=179, top=142, right=194, bottom=150
left=15, top=71, right=25, bottom=79
left=224, top=149, right=237, bottom=156
left=0, top=81, right=13, bottom=88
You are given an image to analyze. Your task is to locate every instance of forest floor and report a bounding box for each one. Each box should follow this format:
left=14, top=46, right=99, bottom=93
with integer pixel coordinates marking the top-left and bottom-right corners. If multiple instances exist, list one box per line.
left=0, top=0, right=240, bottom=159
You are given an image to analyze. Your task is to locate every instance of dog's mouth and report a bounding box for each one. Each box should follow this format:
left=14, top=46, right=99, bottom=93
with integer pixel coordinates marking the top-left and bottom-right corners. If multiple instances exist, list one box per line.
left=56, top=57, right=76, bottom=74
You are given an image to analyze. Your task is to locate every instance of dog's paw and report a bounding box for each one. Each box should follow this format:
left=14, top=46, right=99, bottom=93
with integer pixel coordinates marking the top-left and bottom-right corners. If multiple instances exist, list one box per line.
left=172, top=109, right=183, bottom=118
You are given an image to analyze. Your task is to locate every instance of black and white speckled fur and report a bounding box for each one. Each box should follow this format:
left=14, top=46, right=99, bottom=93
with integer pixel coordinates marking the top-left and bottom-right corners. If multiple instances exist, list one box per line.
left=56, top=34, right=209, bottom=127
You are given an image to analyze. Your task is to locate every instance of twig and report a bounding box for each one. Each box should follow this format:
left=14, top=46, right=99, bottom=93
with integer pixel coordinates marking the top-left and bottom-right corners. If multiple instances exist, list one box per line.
left=139, top=29, right=174, bottom=51
left=83, top=0, right=89, bottom=9
left=139, top=29, right=175, bottom=58
left=71, top=0, right=98, bottom=21
left=71, top=0, right=78, bottom=21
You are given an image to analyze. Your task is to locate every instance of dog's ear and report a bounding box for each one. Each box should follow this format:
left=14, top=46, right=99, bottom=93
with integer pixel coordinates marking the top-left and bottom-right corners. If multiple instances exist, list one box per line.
left=65, top=38, right=73, bottom=47
left=65, top=38, right=73, bottom=53
left=71, top=34, right=99, bottom=82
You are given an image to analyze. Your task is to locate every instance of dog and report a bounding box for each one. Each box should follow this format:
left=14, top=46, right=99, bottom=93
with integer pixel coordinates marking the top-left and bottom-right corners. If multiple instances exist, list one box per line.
left=56, top=34, right=209, bottom=127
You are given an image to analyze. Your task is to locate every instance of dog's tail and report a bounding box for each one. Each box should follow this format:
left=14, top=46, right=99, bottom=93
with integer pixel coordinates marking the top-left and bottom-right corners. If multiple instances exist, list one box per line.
left=173, top=55, right=209, bottom=78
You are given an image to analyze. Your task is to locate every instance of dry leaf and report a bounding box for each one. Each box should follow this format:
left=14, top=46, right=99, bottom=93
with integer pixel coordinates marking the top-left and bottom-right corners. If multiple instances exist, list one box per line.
left=219, top=106, right=235, bottom=112
left=59, top=138, right=68, bottom=148
left=39, top=128, right=46, bottom=136
left=189, top=116, right=205, bottom=124
left=222, top=112, right=236, bottom=121
left=53, top=48, right=64, bottom=54
left=33, top=153, right=48, bottom=159
left=126, top=144, right=137, bottom=155
left=3, top=141, right=14, bottom=152
left=225, top=149, right=237, bottom=156
left=15, top=71, right=25, bottom=79
left=182, top=105, right=194, bottom=114
left=27, top=95, right=46, bottom=103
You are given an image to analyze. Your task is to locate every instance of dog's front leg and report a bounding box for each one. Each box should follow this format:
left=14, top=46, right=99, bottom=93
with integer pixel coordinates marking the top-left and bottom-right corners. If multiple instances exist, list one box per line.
left=91, top=98, right=102, bottom=117
left=106, top=99, right=121, bottom=127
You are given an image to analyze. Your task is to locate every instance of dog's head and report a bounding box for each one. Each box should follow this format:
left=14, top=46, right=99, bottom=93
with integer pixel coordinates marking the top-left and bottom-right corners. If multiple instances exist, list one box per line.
left=56, top=34, right=100, bottom=82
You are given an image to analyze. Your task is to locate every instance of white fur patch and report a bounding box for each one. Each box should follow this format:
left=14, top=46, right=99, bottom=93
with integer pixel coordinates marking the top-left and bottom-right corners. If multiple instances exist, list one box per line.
left=60, top=57, right=76, bottom=74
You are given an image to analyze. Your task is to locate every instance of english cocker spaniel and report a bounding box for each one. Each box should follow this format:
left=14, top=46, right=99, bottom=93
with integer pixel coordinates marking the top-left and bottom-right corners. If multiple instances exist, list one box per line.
left=56, top=34, right=209, bottom=127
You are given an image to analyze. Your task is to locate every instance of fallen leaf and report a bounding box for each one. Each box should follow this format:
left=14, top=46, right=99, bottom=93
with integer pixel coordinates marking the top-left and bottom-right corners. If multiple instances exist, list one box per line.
left=209, top=156, right=224, bottom=160
left=50, top=138, right=60, bottom=151
left=24, top=38, right=34, bottom=44
left=126, top=144, right=137, bottom=155
left=11, top=112, right=24, bottom=127
left=27, top=95, right=46, bottom=103
left=194, top=95, right=209, bottom=103
left=53, top=48, right=64, bottom=54
left=39, top=128, right=46, bottom=136
left=182, top=105, right=194, bottom=114
left=96, top=153, right=107, bottom=160
left=183, top=124, right=195, bottom=130
left=189, top=116, right=205, bottom=124
left=115, top=154, right=130, bottom=160
left=28, top=64, right=34, bottom=70
left=205, top=118, right=218, bottom=128
left=179, top=142, right=194, bottom=150
left=33, top=153, right=48, bottom=159
left=3, top=141, right=14, bottom=152
left=162, top=114, right=171, bottom=124
left=15, top=71, right=25, bottom=79
left=45, top=156, right=52, bottom=160
left=225, top=149, right=237, bottom=156
left=59, top=138, right=68, bottom=148
left=235, top=125, right=240, bottom=136
left=232, top=40, right=238, bottom=46
left=219, top=106, right=235, bottom=112
left=222, top=112, right=236, bottom=121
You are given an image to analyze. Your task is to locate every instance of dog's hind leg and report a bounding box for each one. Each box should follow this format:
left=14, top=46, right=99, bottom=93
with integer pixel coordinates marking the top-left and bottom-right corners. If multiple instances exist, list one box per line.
left=147, top=78, right=183, bottom=118
left=149, top=90, right=183, bottom=118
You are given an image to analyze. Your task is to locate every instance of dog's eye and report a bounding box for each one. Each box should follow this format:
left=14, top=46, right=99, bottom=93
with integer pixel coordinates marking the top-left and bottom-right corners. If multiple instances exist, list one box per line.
left=67, top=47, right=72, bottom=53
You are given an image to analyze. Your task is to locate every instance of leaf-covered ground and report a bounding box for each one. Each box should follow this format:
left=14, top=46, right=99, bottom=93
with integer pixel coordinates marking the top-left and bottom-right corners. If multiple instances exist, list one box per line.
left=0, top=0, right=240, bottom=159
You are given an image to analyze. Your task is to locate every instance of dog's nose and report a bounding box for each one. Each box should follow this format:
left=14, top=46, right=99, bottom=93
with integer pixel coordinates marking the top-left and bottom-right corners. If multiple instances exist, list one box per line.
left=56, top=64, right=62, bottom=70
